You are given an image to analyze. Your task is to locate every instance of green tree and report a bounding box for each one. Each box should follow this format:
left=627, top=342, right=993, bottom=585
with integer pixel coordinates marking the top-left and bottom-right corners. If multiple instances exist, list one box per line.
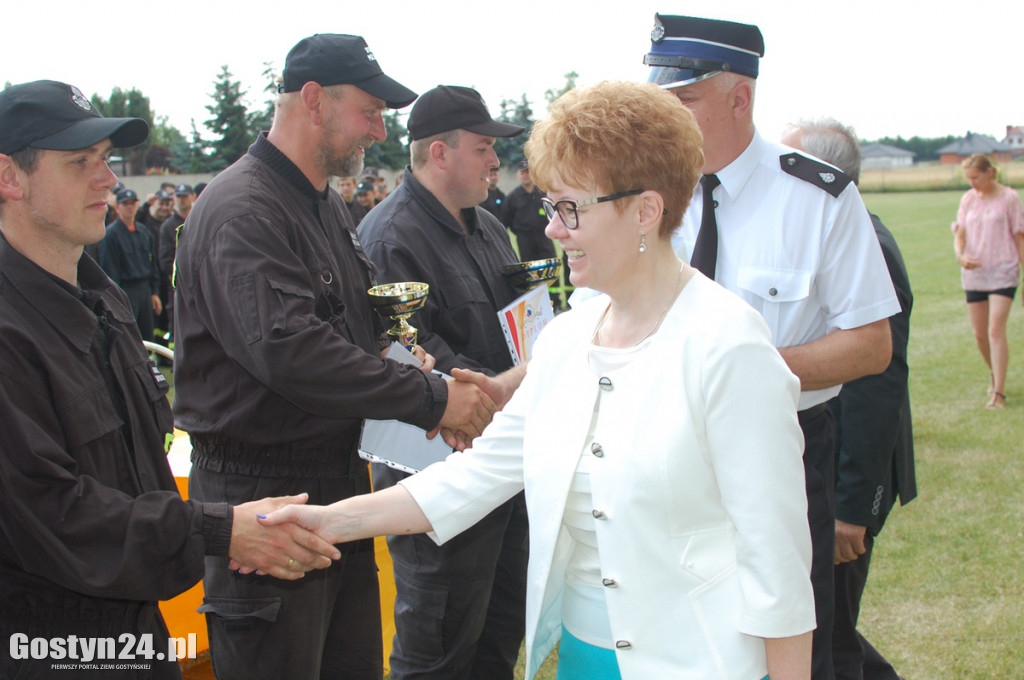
left=364, top=110, right=410, bottom=171
left=544, top=71, right=578, bottom=107
left=872, top=134, right=958, bottom=162
left=249, top=61, right=279, bottom=134
left=183, top=119, right=213, bottom=174
left=493, top=94, right=535, bottom=169
left=91, top=87, right=155, bottom=173
left=149, top=115, right=189, bottom=172
left=204, top=65, right=255, bottom=171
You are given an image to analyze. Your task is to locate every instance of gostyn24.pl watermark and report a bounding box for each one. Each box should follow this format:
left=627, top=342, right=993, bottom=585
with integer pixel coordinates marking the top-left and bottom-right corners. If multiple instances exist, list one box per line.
left=10, top=633, right=197, bottom=664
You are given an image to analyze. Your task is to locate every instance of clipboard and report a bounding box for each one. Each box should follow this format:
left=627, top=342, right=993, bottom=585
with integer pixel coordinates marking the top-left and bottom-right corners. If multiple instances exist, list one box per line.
left=358, top=343, right=454, bottom=474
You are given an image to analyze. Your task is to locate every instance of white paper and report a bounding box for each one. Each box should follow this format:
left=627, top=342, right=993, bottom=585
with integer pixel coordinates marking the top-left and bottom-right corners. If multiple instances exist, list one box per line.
left=358, top=343, right=454, bottom=474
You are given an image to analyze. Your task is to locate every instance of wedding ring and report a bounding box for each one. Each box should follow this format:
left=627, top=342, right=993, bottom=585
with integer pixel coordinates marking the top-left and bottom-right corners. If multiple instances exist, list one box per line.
left=287, top=558, right=295, bottom=570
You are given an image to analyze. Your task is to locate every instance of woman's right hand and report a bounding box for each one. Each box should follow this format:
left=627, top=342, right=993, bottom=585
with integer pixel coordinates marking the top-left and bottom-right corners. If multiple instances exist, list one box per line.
left=958, top=252, right=981, bottom=270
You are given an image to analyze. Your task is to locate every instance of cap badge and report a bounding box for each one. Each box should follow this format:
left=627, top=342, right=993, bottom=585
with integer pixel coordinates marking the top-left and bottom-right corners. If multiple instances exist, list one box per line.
left=819, top=172, right=836, bottom=184
left=651, top=19, right=665, bottom=43
left=69, top=85, right=92, bottom=112
left=364, top=47, right=377, bottom=62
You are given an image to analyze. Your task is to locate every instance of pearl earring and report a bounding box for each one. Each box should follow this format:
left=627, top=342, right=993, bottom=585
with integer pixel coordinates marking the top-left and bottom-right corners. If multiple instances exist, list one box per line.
left=638, top=232, right=647, bottom=253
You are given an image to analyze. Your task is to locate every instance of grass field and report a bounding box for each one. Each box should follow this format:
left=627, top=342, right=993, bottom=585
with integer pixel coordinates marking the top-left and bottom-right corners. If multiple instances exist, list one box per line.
left=512, top=188, right=1024, bottom=679
left=851, top=190, right=1024, bottom=679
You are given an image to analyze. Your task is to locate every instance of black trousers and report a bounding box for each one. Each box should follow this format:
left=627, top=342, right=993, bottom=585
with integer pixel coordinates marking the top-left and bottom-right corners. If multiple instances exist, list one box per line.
left=800, top=406, right=838, bottom=680
left=190, top=465, right=383, bottom=680
left=833, top=532, right=900, bottom=680
left=375, top=465, right=528, bottom=680
left=121, top=279, right=154, bottom=342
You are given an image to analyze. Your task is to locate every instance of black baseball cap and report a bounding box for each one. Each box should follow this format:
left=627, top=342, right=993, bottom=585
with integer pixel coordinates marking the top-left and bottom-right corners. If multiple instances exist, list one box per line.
left=356, top=181, right=374, bottom=194
left=116, top=189, right=140, bottom=204
left=280, top=34, right=417, bottom=109
left=408, top=86, right=525, bottom=141
left=174, top=183, right=194, bottom=195
left=0, top=80, right=149, bottom=156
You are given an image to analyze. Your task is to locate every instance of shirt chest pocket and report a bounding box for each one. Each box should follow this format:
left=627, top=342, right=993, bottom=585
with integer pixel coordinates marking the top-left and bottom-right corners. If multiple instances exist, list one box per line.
left=58, top=379, right=124, bottom=451
left=439, top=274, right=490, bottom=311
left=736, top=266, right=812, bottom=339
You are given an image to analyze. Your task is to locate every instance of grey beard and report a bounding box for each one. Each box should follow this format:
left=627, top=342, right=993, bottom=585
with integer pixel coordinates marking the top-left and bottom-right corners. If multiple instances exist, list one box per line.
left=321, top=148, right=363, bottom=180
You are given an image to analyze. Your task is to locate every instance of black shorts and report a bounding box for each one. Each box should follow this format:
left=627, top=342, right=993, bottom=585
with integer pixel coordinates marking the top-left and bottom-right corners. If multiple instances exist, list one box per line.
left=966, top=287, right=1017, bottom=303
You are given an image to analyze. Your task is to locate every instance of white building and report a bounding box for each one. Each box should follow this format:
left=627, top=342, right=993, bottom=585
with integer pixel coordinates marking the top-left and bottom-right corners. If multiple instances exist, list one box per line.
left=860, top=142, right=915, bottom=170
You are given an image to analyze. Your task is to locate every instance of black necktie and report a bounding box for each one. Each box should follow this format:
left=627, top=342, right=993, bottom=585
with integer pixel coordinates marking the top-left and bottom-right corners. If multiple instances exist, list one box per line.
left=690, top=174, right=721, bottom=279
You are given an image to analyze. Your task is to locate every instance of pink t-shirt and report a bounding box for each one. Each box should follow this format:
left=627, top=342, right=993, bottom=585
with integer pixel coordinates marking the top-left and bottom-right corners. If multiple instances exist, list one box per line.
left=955, top=185, right=1024, bottom=291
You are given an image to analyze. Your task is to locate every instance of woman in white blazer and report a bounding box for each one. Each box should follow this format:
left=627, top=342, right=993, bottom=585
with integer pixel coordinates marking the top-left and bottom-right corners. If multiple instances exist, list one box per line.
left=262, top=82, right=816, bottom=680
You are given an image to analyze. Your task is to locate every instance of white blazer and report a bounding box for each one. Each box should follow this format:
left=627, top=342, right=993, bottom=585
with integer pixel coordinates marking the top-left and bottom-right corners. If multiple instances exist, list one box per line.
left=402, top=274, right=815, bottom=679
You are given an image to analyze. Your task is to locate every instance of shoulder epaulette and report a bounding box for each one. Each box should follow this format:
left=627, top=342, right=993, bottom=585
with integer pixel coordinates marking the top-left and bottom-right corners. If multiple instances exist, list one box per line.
left=779, top=153, right=853, bottom=198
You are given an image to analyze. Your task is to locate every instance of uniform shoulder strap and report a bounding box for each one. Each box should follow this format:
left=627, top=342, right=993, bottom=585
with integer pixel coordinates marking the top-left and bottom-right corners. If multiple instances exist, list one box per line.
left=779, top=152, right=853, bottom=198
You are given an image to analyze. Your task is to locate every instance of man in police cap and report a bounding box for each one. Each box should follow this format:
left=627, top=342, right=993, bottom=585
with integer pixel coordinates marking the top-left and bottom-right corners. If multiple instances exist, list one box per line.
left=358, top=84, right=529, bottom=680
left=644, top=15, right=901, bottom=680
left=173, top=36, right=498, bottom=679
left=0, top=79, right=339, bottom=679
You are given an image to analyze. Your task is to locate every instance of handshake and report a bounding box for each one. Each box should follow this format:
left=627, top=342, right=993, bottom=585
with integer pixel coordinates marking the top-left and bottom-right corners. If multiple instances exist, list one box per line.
left=228, top=364, right=523, bottom=579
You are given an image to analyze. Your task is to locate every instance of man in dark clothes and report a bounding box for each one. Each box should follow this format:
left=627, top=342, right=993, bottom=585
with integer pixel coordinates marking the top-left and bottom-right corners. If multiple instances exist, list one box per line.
left=480, top=166, right=505, bottom=220
left=502, top=160, right=556, bottom=261
left=137, top=188, right=174, bottom=331
left=0, top=79, right=338, bottom=680
left=157, top=183, right=195, bottom=336
left=358, top=85, right=529, bottom=680
left=782, top=117, right=917, bottom=680
left=99, top=187, right=162, bottom=342
left=337, top=174, right=369, bottom=224
left=172, top=36, right=497, bottom=680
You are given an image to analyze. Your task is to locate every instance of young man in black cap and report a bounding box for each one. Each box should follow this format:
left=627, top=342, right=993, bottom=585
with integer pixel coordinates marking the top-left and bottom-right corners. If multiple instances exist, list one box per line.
left=644, top=14, right=901, bottom=680
left=337, top=174, right=369, bottom=225
left=502, top=159, right=556, bottom=262
left=98, top=186, right=163, bottom=342
left=157, top=183, right=196, bottom=336
left=481, top=166, right=505, bottom=220
left=172, top=37, right=498, bottom=680
left=357, top=84, right=528, bottom=680
left=0, top=79, right=338, bottom=680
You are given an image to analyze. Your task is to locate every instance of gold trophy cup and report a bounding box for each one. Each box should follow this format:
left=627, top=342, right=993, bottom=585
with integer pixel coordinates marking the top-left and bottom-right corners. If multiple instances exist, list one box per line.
left=367, top=282, right=430, bottom=348
left=501, top=258, right=563, bottom=292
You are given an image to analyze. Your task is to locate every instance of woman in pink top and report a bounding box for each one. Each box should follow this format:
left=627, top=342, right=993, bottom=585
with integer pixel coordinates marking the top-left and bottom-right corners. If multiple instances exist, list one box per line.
left=952, top=153, right=1024, bottom=409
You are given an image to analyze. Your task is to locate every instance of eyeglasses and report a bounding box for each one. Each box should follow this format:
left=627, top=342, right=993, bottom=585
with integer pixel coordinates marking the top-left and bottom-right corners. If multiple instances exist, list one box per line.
left=540, top=189, right=644, bottom=229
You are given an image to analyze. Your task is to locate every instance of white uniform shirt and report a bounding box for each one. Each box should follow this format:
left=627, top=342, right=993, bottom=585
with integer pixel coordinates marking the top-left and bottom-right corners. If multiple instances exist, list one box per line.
left=672, top=130, right=900, bottom=410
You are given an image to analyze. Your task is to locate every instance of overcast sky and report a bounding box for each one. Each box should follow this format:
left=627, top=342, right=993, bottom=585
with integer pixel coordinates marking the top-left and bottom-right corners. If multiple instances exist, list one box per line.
left=6, top=0, right=1023, bottom=146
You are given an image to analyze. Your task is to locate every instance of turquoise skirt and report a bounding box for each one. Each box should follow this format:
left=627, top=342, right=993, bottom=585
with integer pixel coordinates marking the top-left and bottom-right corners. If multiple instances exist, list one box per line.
left=555, top=626, right=621, bottom=680
left=554, top=625, right=770, bottom=679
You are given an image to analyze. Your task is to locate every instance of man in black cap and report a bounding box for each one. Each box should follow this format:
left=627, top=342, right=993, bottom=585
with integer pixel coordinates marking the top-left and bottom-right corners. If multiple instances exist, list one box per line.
left=356, top=177, right=378, bottom=212
left=644, top=14, right=901, bottom=680
left=0, top=80, right=338, bottom=679
left=358, top=84, right=528, bottom=680
left=98, top=186, right=163, bottom=342
left=137, top=187, right=175, bottom=332
left=481, top=166, right=505, bottom=220
left=337, top=175, right=369, bottom=225
left=502, top=159, right=556, bottom=262
left=157, top=183, right=196, bottom=336
left=173, top=37, right=498, bottom=680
